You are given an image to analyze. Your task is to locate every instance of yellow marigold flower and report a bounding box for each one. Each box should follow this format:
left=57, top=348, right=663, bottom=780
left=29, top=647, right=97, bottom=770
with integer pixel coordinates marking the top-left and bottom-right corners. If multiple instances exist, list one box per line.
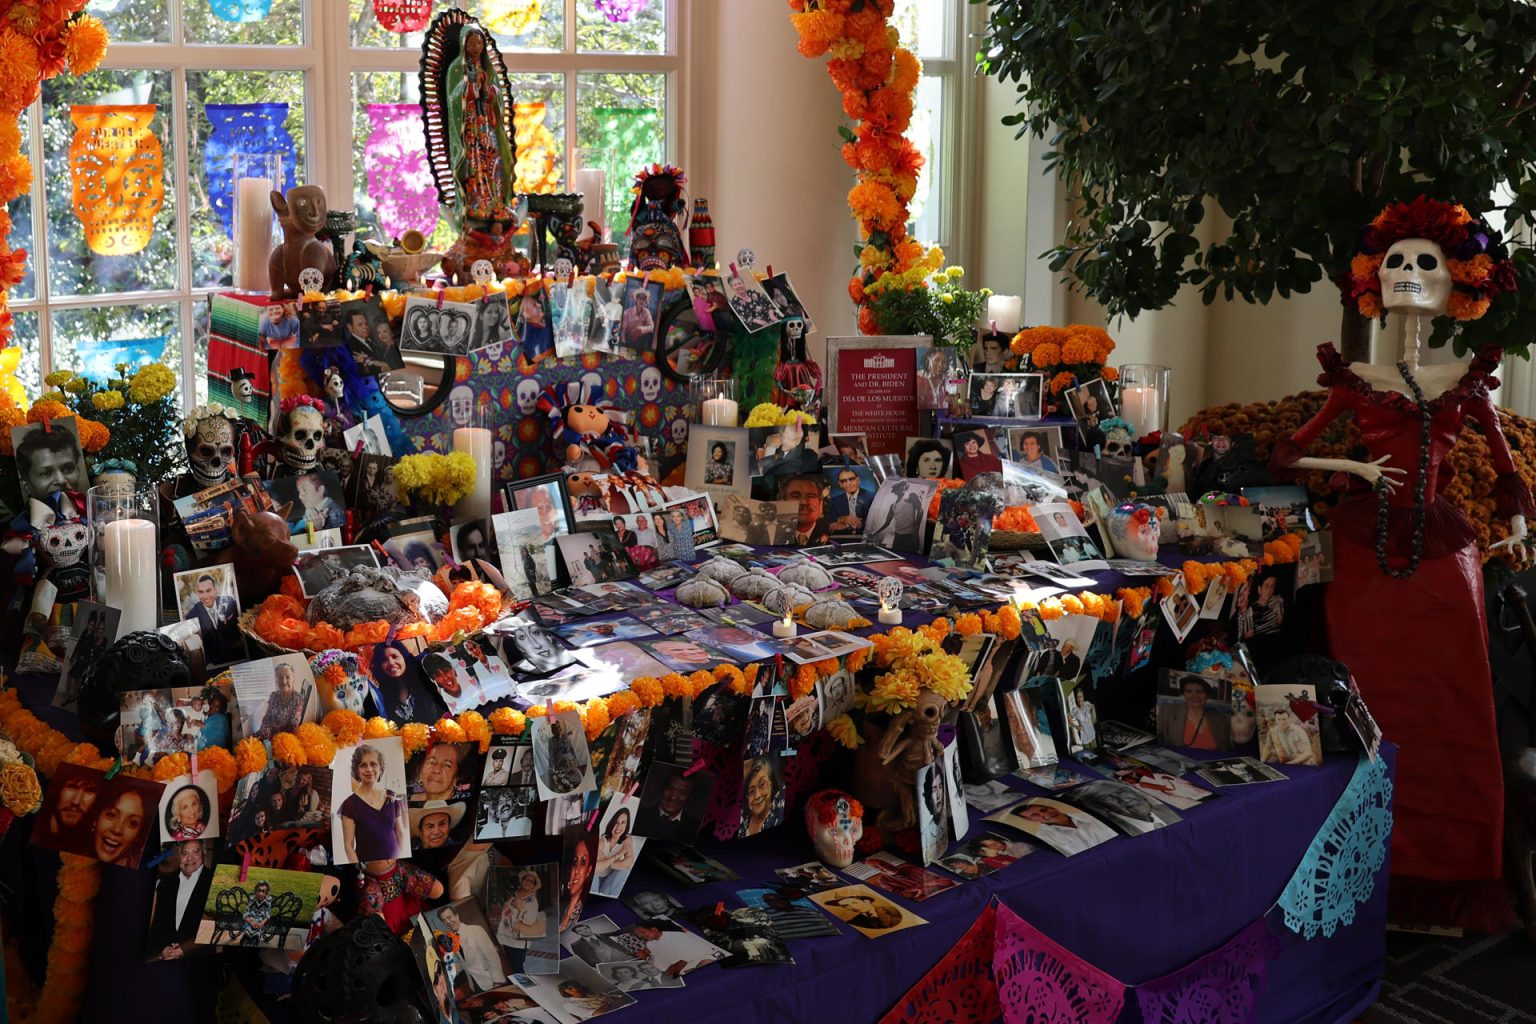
left=868, top=671, right=920, bottom=714
left=582, top=698, right=610, bottom=742
left=434, top=717, right=468, bottom=744
left=826, top=713, right=863, bottom=750
left=323, top=710, right=366, bottom=746
left=127, top=363, right=175, bottom=404
left=90, top=389, right=124, bottom=411
left=364, top=716, right=398, bottom=740
left=488, top=706, right=526, bottom=735
left=43, top=370, right=74, bottom=387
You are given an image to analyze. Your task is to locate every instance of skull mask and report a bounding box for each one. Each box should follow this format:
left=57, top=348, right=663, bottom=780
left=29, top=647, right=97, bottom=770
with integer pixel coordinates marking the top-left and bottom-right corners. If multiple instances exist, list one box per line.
left=184, top=412, right=236, bottom=487
left=279, top=406, right=325, bottom=472
left=515, top=377, right=541, bottom=416
left=1379, top=238, right=1451, bottom=315
left=639, top=366, right=662, bottom=403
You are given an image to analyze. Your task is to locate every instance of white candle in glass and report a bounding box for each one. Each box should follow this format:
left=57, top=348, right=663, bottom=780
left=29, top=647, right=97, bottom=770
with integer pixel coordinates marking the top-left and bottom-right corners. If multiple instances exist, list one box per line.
left=700, top=396, right=738, bottom=426
left=234, top=176, right=274, bottom=293
left=575, top=168, right=606, bottom=241
left=986, top=294, right=1022, bottom=335
left=1120, top=385, right=1159, bottom=438
left=452, top=426, right=494, bottom=522
left=103, top=518, right=158, bottom=633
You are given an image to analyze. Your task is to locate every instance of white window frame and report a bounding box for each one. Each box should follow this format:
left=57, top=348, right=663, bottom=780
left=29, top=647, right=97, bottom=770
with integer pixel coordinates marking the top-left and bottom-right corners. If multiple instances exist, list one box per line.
left=906, top=0, right=975, bottom=265
left=15, top=0, right=685, bottom=412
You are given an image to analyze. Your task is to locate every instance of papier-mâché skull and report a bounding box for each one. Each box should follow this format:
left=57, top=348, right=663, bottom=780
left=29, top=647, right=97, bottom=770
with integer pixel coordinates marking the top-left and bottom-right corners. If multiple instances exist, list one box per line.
left=1379, top=238, right=1451, bottom=315
left=184, top=412, right=236, bottom=486
left=280, top=405, right=325, bottom=472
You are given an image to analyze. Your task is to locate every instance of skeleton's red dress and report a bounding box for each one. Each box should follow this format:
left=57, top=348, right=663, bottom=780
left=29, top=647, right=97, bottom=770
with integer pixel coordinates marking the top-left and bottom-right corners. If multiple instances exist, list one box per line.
left=1272, top=343, right=1533, bottom=930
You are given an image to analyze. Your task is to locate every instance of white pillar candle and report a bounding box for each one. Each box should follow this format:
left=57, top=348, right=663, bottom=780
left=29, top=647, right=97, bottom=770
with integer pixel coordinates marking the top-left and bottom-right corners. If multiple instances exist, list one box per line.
left=1120, top=385, right=1159, bottom=438
left=772, top=613, right=797, bottom=639
left=103, top=518, right=158, bottom=633
left=986, top=294, right=1023, bottom=335
left=700, top=396, right=738, bottom=427
left=234, top=176, right=275, bottom=293
left=575, top=168, right=606, bottom=241
left=452, top=426, right=494, bottom=523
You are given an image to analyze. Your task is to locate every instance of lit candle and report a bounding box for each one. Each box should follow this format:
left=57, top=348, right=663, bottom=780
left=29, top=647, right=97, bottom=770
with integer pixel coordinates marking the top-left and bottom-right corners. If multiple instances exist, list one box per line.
left=452, top=426, right=494, bottom=522
left=986, top=294, right=1022, bottom=335
left=103, top=518, right=158, bottom=633
left=700, top=395, right=738, bottom=427
left=1120, top=385, right=1158, bottom=438
left=575, top=168, right=606, bottom=241
left=877, top=601, right=902, bottom=625
left=772, top=612, right=797, bottom=639
left=234, top=176, right=274, bottom=293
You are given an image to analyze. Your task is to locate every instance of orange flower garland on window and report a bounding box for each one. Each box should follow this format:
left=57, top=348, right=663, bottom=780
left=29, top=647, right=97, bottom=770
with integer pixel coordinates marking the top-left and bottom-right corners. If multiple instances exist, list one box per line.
left=789, top=0, right=926, bottom=333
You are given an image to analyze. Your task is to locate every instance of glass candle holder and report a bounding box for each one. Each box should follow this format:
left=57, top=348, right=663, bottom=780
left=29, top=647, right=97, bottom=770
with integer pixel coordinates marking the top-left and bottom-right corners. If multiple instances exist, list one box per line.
left=1117, top=364, right=1171, bottom=438
left=451, top=403, right=496, bottom=525
left=233, top=151, right=284, bottom=293
left=88, top=484, right=160, bottom=634
left=694, top=378, right=739, bottom=426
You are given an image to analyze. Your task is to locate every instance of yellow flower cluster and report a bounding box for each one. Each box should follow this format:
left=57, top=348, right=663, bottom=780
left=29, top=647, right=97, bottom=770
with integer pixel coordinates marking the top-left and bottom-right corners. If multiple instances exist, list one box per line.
left=863, top=246, right=946, bottom=297
left=394, top=451, right=478, bottom=507
left=865, top=620, right=973, bottom=714
left=90, top=390, right=124, bottom=411
left=742, top=402, right=818, bottom=428
left=127, top=363, right=176, bottom=404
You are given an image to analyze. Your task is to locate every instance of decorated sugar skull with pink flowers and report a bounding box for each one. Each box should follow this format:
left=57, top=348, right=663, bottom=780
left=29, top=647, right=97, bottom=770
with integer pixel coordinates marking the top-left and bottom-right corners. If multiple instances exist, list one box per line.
left=804, top=789, right=864, bottom=868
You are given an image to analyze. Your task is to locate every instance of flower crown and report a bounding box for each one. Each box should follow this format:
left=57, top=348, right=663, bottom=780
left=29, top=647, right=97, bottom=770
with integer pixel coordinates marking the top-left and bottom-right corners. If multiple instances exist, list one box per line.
left=1342, top=196, right=1516, bottom=321
left=180, top=402, right=244, bottom=438
left=309, top=649, right=359, bottom=679
left=280, top=394, right=327, bottom=415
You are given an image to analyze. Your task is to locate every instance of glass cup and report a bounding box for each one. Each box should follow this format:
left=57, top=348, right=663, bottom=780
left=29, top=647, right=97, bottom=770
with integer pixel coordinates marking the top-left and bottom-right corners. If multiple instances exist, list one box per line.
left=693, top=377, right=739, bottom=426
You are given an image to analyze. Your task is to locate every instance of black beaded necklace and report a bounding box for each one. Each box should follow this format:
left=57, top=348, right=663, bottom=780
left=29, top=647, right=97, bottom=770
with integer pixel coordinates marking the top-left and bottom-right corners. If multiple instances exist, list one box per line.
left=1374, top=360, right=1432, bottom=578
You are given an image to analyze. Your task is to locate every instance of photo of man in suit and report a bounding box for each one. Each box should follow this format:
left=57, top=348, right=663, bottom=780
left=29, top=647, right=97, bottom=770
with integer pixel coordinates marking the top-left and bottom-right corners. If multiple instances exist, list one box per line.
left=145, top=839, right=214, bottom=960
left=178, top=568, right=245, bottom=668
left=825, top=466, right=874, bottom=539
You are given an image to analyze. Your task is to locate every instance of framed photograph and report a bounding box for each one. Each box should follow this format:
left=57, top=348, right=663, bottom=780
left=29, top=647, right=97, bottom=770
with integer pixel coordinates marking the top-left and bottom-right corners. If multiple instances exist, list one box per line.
left=1064, top=377, right=1117, bottom=446
left=195, top=864, right=325, bottom=950
left=291, top=544, right=380, bottom=596
left=400, top=294, right=477, bottom=355
left=904, top=437, right=953, bottom=480
left=34, top=763, right=163, bottom=868
left=685, top=424, right=752, bottom=502
left=11, top=417, right=89, bottom=506
left=329, top=737, right=412, bottom=864
left=171, top=565, right=246, bottom=669
left=825, top=335, right=928, bottom=457
left=969, top=372, right=1044, bottom=420
left=338, top=295, right=403, bottom=375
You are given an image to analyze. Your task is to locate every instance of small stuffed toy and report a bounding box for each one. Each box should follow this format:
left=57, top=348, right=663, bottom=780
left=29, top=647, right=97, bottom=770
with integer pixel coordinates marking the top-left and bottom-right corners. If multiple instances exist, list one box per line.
left=2, top=491, right=90, bottom=628
left=537, top=380, right=645, bottom=474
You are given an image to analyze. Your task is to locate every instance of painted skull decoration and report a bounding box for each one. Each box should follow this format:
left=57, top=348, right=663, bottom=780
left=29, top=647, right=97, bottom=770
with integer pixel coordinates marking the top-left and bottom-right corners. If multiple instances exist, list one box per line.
left=448, top=385, right=474, bottom=428
left=669, top=418, right=689, bottom=445
left=639, top=366, right=662, bottom=403
left=876, top=576, right=905, bottom=612
left=182, top=405, right=240, bottom=487
left=804, top=790, right=864, bottom=868
left=470, top=259, right=497, bottom=288
left=514, top=377, right=541, bottom=416
left=278, top=404, right=326, bottom=472
left=1378, top=238, right=1452, bottom=315
left=297, top=267, right=325, bottom=295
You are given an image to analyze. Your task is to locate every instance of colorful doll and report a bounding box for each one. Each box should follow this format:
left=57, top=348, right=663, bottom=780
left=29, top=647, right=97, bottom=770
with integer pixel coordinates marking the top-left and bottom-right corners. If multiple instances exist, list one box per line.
left=1271, top=196, right=1528, bottom=929
left=2, top=491, right=91, bottom=628
left=626, top=164, right=689, bottom=271
left=536, top=380, right=644, bottom=474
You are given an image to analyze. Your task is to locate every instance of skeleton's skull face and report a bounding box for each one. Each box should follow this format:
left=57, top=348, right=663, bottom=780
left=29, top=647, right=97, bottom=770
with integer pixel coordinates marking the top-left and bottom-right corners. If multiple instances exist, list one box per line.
left=876, top=576, right=904, bottom=611
left=1379, top=238, right=1451, bottom=315
left=670, top=418, right=688, bottom=445
left=280, top=406, right=325, bottom=471
left=470, top=260, right=496, bottom=287
left=449, top=385, right=474, bottom=427
left=1103, top=428, right=1133, bottom=460
left=639, top=366, right=662, bottom=403
left=185, top=414, right=236, bottom=486
left=323, top=368, right=345, bottom=400
left=297, top=267, right=324, bottom=294
left=553, top=258, right=573, bottom=279
left=515, top=377, right=541, bottom=416
left=40, top=519, right=89, bottom=569
left=233, top=378, right=254, bottom=401
left=493, top=440, right=506, bottom=468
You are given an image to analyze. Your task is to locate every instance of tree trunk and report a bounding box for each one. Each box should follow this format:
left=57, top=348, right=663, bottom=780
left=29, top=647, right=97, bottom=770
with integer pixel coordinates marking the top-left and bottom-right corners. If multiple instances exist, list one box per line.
left=1338, top=306, right=1371, bottom=364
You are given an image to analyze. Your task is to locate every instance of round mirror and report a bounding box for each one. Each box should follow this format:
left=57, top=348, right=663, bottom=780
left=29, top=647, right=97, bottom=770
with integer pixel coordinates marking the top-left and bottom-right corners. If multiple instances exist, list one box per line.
left=655, top=292, right=726, bottom=383
left=379, top=352, right=457, bottom=417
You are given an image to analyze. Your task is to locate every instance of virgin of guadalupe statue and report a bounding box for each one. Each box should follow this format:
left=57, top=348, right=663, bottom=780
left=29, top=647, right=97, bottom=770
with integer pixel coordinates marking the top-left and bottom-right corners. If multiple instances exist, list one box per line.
left=445, top=24, right=515, bottom=222
left=1271, top=196, right=1529, bottom=931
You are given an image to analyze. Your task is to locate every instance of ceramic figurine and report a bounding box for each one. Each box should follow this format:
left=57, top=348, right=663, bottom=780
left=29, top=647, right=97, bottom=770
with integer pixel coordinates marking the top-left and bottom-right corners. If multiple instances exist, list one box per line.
left=293, top=914, right=441, bottom=1023
left=269, top=184, right=338, bottom=300
left=225, top=507, right=299, bottom=606
left=1104, top=502, right=1163, bottom=561
left=271, top=396, right=330, bottom=476
left=868, top=688, right=948, bottom=831
left=804, top=790, right=864, bottom=868
left=626, top=164, right=689, bottom=271
left=181, top=404, right=245, bottom=489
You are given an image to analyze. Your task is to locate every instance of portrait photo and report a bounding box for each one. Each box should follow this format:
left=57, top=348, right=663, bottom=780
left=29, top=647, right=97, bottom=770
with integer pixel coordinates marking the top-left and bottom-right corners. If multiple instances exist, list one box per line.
left=400, top=294, right=477, bottom=355
left=824, top=464, right=878, bottom=541
left=144, top=838, right=217, bottom=960
left=470, top=292, right=514, bottom=352
left=172, top=564, right=246, bottom=668
left=551, top=613, right=658, bottom=649
left=1062, top=779, right=1182, bottom=836
left=421, top=896, right=513, bottom=998
left=904, top=437, right=953, bottom=480
left=938, top=833, right=1032, bottom=880
left=556, top=529, right=637, bottom=587
left=529, top=709, right=597, bottom=800
left=764, top=272, right=816, bottom=333
left=969, top=372, right=1044, bottom=420
left=195, top=864, right=324, bottom=950
left=494, top=615, right=577, bottom=674
left=639, top=636, right=731, bottom=673
left=686, top=425, right=752, bottom=502
left=633, top=761, right=714, bottom=844
left=11, top=417, right=89, bottom=506
left=337, top=295, right=403, bottom=375
left=506, top=472, right=574, bottom=548
left=264, top=469, right=347, bottom=534
left=485, top=861, right=559, bottom=975
left=1195, top=756, right=1288, bottom=788
left=1155, top=669, right=1235, bottom=751
left=329, top=737, right=412, bottom=865
left=723, top=265, right=783, bottom=333
left=258, top=299, right=300, bottom=350
left=408, top=741, right=478, bottom=810
left=231, top=653, right=320, bottom=740
left=1005, top=425, right=1065, bottom=479
left=984, top=796, right=1118, bottom=857
left=1064, top=377, right=1117, bottom=447
left=590, top=792, right=646, bottom=898
left=472, top=785, right=535, bottom=841
left=810, top=884, right=927, bottom=939
left=158, top=769, right=220, bottom=843
left=34, top=763, right=163, bottom=868
left=684, top=624, right=780, bottom=663
left=950, top=427, right=1004, bottom=479
left=492, top=508, right=555, bottom=602
left=297, top=296, right=342, bottom=348
left=1255, top=683, right=1324, bottom=766
left=382, top=528, right=448, bottom=575
left=291, top=544, right=380, bottom=596
left=737, top=754, right=786, bottom=838
left=1032, top=501, right=1107, bottom=569
left=1161, top=580, right=1202, bottom=642
left=829, top=432, right=870, bottom=465
left=661, top=493, right=721, bottom=552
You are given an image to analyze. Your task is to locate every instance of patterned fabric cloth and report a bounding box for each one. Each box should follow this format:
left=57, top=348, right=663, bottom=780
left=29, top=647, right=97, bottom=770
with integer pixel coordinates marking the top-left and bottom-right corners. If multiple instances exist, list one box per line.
left=1134, top=919, right=1281, bottom=1024
left=1277, top=754, right=1394, bottom=939
left=993, top=903, right=1125, bottom=1024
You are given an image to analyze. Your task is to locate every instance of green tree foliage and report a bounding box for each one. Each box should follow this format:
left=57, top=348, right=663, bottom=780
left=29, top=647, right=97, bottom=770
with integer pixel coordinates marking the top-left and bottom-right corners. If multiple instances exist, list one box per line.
left=978, top=0, right=1536, bottom=359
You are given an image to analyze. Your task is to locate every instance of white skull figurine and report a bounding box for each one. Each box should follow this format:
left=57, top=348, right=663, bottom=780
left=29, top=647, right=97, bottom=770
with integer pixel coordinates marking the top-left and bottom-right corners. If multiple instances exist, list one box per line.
left=297, top=267, right=325, bottom=295
left=515, top=377, right=541, bottom=416
left=736, top=248, right=757, bottom=270
left=448, top=385, right=474, bottom=428
left=553, top=258, right=574, bottom=280
left=639, top=366, right=662, bottom=403
left=470, top=260, right=497, bottom=288
left=279, top=405, right=326, bottom=472
left=670, top=418, right=689, bottom=445
left=232, top=377, right=254, bottom=402
left=183, top=410, right=237, bottom=487
left=877, top=576, right=905, bottom=612
left=1379, top=238, right=1451, bottom=315
left=323, top=367, right=346, bottom=400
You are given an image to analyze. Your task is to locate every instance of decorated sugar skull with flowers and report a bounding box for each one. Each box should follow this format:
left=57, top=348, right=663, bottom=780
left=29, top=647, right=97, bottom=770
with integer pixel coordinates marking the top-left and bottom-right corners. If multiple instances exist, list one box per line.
left=804, top=789, right=864, bottom=868
left=310, top=649, right=376, bottom=716
left=1105, top=502, right=1164, bottom=561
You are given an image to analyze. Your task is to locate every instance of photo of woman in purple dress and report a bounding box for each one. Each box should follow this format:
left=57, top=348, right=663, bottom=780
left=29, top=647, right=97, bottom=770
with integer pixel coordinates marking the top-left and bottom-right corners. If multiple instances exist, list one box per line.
left=333, top=740, right=411, bottom=863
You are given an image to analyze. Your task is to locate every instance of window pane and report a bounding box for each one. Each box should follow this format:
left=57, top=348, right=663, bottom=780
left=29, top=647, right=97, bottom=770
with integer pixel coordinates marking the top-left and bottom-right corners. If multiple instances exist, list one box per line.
left=187, top=70, right=307, bottom=289
left=8, top=115, right=34, bottom=302
left=575, top=73, right=666, bottom=245
left=42, top=70, right=179, bottom=297
left=9, top=311, right=40, bottom=400
left=349, top=0, right=427, bottom=49
left=86, top=0, right=171, bottom=44
left=484, top=0, right=564, bottom=54
left=892, top=0, right=949, bottom=60
left=509, top=73, right=565, bottom=192
left=909, top=75, right=943, bottom=247
left=352, top=71, right=456, bottom=252
left=50, top=302, right=184, bottom=408
left=185, top=0, right=306, bottom=45
left=576, top=0, right=666, bottom=55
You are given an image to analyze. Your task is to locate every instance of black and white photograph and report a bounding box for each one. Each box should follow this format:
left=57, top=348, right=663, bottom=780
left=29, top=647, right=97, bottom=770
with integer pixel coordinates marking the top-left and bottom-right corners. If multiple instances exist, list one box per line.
left=1061, top=779, right=1182, bottom=835
left=863, top=477, right=938, bottom=554
left=11, top=417, right=89, bottom=506
left=171, top=564, right=246, bottom=668
left=723, top=265, right=783, bottom=332
left=513, top=963, right=636, bottom=1021
left=1064, top=378, right=1116, bottom=447
left=763, top=271, right=815, bottom=334
left=555, top=529, right=636, bottom=587
left=1033, top=502, right=1108, bottom=570
left=480, top=735, right=534, bottom=788
left=914, top=760, right=950, bottom=866
left=904, top=437, right=953, bottom=480
left=494, top=615, right=579, bottom=674
left=968, top=372, right=1044, bottom=420
left=718, top=495, right=795, bottom=546
left=633, top=762, right=714, bottom=844
left=469, top=291, right=515, bottom=352
left=291, top=544, right=380, bottom=596
left=400, top=294, right=477, bottom=356
left=685, top=425, right=752, bottom=501
left=341, top=414, right=391, bottom=457
left=688, top=905, right=792, bottom=968
left=1155, top=669, right=1234, bottom=751
left=800, top=542, right=902, bottom=567
left=529, top=709, right=597, bottom=800
left=623, top=890, right=685, bottom=921
left=54, top=601, right=120, bottom=713
left=473, top=785, right=535, bottom=840
left=1195, top=756, right=1288, bottom=787
left=337, top=295, right=403, bottom=374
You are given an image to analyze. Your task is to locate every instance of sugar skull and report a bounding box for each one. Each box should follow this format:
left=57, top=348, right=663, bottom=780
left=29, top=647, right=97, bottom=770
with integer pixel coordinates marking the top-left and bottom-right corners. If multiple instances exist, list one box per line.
left=736, top=247, right=757, bottom=270
left=276, top=402, right=326, bottom=473
left=876, top=576, right=905, bottom=613
left=515, top=377, right=541, bottom=416
left=1105, top=502, right=1162, bottom=561
left=553, top=257, right=573, bottom=279
left=182, top=405, right=240, bottom=487
left=470, top=259, right=497, bottom=288
left=311, top=650, right=372, bottom=716
left=639, top=366, right=662, bottom=403
left=448, top=385, right=475, bottom=428
left=804, top=789, right=864, bottom=868
left=297, top=266, right=325, bottom=295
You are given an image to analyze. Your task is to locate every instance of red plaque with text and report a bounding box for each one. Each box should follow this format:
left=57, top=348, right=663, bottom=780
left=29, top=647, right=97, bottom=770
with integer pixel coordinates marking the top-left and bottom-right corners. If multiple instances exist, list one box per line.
left=834, top=345, right=920, bottom=456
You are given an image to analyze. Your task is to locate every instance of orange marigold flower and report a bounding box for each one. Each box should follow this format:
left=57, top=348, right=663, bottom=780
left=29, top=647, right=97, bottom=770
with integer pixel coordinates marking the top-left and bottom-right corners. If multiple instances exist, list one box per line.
left=791, top=664, right=818, bottom=699
left=583, top=698, right=611, bottom=741
left=847, top=646, right=872, bottom=672
left=458, top=710, right=491, bottom=752
left=295, top=722, right=336, bottom=766
left=235, top=737, right=268, bottom=777
left=152, top=753, right=190, bottom=782
left=953, top=613, right=982, bottom=636
left=199, top=746, right=238, bottom=792
left=606, top=691, right=641, bottom=719
left=401, top=722, right=431, bottom=756
left=272, top=732, right=306, bottom=766
left=630, top=676, right=664, bottom=706
left=0, top=30, right=41, bottom=110
left=0, top=153, right=31, bottom=205
left=345, top=621, right=390, bottom=648
left=434, top=717, right=468, bottom=744
left=364, top=716, right=399, bottom=739
left=1049, top=371, right=1077, bottom=395
left=1031, top=341, right=1062, bottom=369
left=63, top=14, right=109, bottom=75
left=1099, top=366, right=1118, bottom=383
left=660, top=673, right=691, bottom=699
left=323, top=710, right=366, bottom=746
left=308, top=622, right=346, bottom=651
left=488, top=706, right=527, bottom=735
